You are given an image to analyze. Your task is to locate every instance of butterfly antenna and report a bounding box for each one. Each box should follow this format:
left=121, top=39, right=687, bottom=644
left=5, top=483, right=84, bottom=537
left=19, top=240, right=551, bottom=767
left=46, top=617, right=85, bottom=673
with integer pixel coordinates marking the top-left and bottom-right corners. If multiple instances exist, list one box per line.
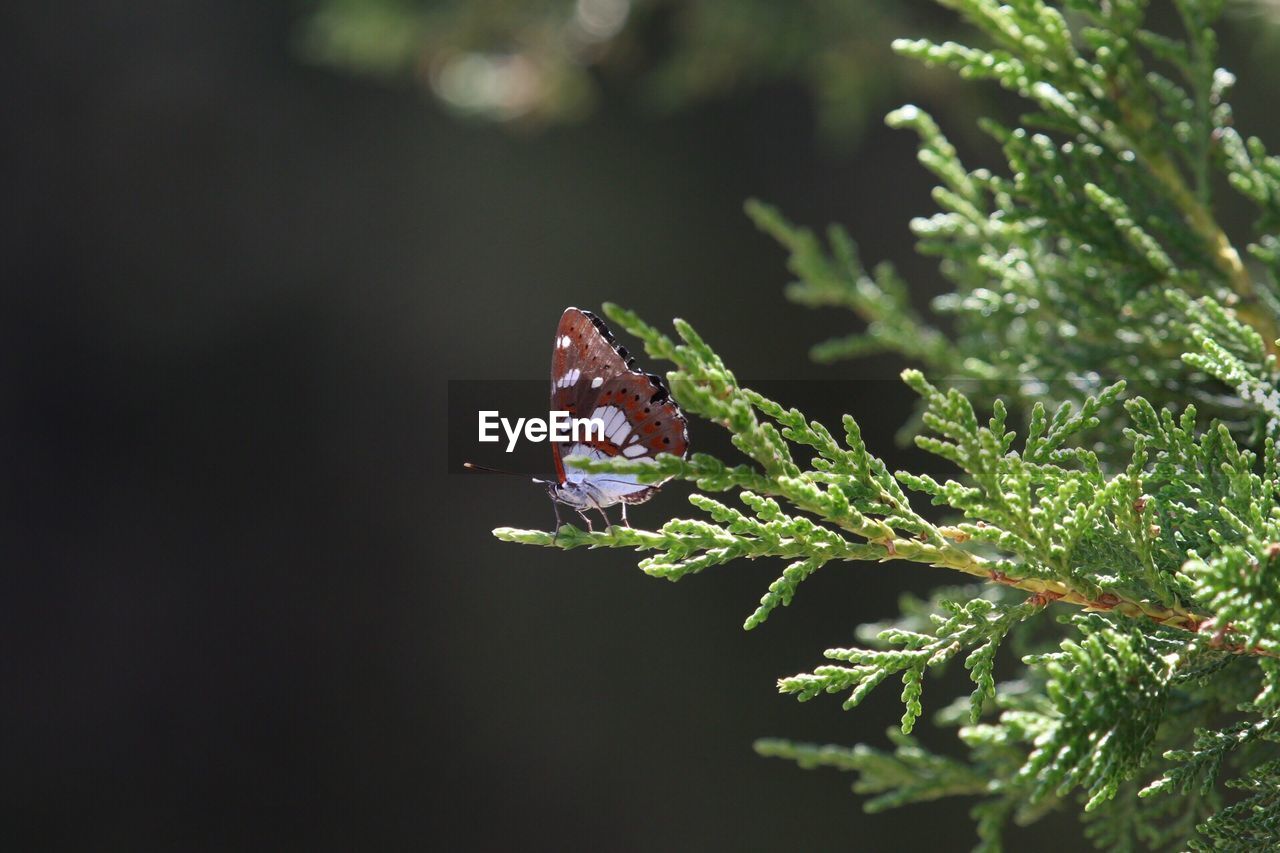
left=463, top=462, right=551, bottom=485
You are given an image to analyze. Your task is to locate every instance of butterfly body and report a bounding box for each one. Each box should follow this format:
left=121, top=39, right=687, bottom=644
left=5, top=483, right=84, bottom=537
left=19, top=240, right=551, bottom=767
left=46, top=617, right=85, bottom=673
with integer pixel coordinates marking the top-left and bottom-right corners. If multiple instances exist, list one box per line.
left=547, top=308, right=688, bottom=529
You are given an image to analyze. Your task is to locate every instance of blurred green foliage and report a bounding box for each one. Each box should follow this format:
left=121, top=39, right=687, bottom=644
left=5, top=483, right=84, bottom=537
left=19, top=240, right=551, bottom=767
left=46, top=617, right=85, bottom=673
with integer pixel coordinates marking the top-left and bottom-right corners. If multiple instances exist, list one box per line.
left=298, top=0, right=965, bottom=140
left=298, top=0, right=1280, bottom=144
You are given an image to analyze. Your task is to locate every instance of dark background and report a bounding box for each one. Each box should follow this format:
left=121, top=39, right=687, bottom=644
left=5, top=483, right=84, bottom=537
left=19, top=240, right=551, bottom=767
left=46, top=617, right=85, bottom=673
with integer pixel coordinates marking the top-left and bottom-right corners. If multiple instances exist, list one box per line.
left=8, top=3, right=1276, bottom=850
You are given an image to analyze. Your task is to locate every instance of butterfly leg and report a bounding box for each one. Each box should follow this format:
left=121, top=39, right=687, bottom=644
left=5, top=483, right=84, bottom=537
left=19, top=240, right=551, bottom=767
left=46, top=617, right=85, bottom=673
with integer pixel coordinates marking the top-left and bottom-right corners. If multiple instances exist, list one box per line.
left=619, top=502, right=631, bottom=528
left=550, top=498, right=564, bottom=540
left=596, top=506, right=612, bottom=531
left=576, top=508, right=595, bottom=533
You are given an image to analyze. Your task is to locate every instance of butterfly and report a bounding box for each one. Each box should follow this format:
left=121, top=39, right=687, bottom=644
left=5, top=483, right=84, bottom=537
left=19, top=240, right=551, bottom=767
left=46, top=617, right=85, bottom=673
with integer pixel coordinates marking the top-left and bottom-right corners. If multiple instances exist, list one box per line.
left=546, top=307, right=688, bottom=531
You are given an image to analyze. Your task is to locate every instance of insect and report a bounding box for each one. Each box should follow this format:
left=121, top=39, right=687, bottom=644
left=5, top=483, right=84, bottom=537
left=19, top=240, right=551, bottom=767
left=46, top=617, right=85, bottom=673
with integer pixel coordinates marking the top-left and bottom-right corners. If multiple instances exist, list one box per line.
left=467, top=307, right=689, bottom=532
left=546, top=307, right=689, bottom=531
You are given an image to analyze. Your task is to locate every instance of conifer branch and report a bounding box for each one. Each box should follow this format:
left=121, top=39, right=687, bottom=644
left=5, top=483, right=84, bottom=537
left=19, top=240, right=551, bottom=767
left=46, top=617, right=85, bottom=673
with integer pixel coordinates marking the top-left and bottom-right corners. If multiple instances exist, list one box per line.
left=490, top=1, right=1280, bottom=845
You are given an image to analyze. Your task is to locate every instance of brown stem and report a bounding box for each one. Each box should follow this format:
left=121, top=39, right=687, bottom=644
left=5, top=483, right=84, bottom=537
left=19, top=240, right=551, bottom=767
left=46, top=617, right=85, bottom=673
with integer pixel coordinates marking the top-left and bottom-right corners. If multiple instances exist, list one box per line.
left=890, top=533, right=1280, bottom=658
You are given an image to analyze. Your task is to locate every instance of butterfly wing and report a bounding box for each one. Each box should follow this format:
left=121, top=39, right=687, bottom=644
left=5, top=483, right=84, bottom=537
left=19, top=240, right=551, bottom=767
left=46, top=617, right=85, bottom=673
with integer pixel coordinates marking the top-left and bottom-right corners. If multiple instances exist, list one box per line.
left=550, top=307, right=688, bottom=504
left=549, top=307, right=632, bottom=484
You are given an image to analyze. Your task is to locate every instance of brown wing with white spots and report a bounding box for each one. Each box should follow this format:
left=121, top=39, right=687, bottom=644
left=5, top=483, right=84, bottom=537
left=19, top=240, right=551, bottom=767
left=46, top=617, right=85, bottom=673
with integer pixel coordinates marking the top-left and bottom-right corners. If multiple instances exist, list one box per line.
left=548, top=307, right=688, bottom=497
left=577, top=371, right=688, bottom=504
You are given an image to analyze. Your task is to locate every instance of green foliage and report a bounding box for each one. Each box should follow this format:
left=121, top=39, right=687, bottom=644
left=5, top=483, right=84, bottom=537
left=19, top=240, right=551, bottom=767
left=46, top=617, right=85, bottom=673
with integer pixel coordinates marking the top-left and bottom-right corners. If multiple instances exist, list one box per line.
left=754, top=730, right=991, bottom=812
left=750, top=0, right=1280, bottom=432
left=1142, top=716, right=1280, bottom=800
left=1188, top=758, right=1280, bottom=850
left=491, top=0, right=1280, bottom=848
left=1081, top=780, right=1214, bottom=853
left=495, top=295, right=1277, bottom=845
left=1018, top=620, right=1173, bottom=811
left=777, top=597, right=1039, bottom=731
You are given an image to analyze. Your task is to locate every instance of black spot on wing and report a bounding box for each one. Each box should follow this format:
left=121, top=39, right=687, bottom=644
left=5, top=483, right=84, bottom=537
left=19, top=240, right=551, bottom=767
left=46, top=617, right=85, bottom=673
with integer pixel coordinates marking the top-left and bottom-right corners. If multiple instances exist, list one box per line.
left=580, top=309, right=638, bottom=370
left=645, top=372, right=671, bottom=403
